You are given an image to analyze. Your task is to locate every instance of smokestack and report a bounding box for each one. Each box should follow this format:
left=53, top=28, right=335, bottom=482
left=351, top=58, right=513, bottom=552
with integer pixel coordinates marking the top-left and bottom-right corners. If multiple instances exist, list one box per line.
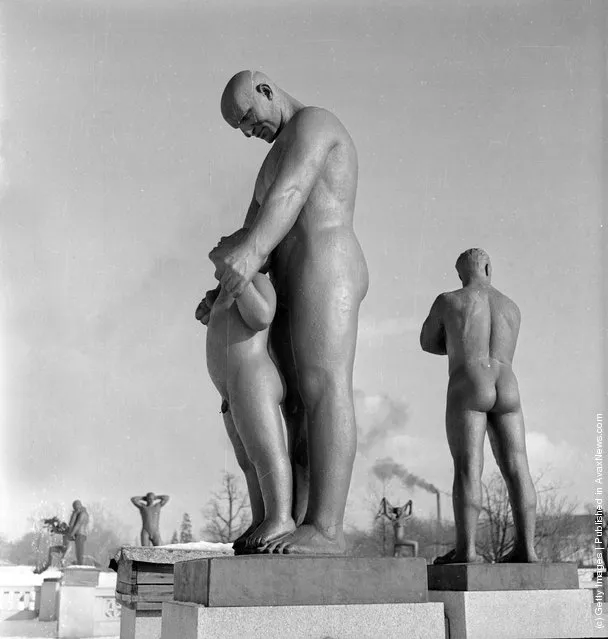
left=436, top=492, right=441, bottom=526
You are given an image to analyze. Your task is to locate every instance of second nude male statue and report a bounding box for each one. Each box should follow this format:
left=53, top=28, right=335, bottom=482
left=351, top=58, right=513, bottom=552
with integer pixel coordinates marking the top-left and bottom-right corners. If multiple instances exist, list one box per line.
left=131, top=493, right=169, bottom=546
left=420, top=248, right=538, bottom=564
left=198, top=70, right=369, bottom=555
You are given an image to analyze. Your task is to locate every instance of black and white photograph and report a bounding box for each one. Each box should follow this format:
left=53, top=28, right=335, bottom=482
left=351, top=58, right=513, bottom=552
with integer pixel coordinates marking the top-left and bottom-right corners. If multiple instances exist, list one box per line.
left=0, top=1, right=605, bottom=637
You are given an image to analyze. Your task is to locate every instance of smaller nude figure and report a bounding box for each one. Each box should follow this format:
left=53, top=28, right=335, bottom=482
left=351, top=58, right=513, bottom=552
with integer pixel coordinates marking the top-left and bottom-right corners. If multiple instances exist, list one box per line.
left=420, top=249, right=538, bottom=564
left=130, top=493, right=170, bottom=546
left=376, top=498, right=419, bottom=557
left=197, top=234, right=295, bottom=552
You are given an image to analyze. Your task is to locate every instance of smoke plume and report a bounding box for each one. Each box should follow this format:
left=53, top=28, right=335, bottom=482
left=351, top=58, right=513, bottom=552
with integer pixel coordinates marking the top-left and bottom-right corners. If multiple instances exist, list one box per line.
left=372, top=456, right=439, bottom=495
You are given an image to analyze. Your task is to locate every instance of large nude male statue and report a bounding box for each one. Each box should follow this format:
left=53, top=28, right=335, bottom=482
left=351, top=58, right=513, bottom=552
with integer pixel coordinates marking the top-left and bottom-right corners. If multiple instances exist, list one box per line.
left=197, top=70, right=368, bottom=555
left=131, top=493, right=170, bottom=546
left=420, top=248, right=538, bottom=564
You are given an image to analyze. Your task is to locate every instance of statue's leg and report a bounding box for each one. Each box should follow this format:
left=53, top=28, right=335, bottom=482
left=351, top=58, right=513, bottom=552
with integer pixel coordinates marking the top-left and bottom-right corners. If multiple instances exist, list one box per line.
left=266, top=235, right=368, bottom=555
left=488, top=375, right=538, bottom=563
left=230, top=363, right=295, bottom=549
left=270, top=303, right=309, bottom=525
left=141, top=529, right=150, bottom=546
left=150, top=531, right=162, bottom=546
left=444, top=395, right=487, bottom=563
left=74, top=535, right=85, bottom=565
left=222, top=404, right=265, bottom=550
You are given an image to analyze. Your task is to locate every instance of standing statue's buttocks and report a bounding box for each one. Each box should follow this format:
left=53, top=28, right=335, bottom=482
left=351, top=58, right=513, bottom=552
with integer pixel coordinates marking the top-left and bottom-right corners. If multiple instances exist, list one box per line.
left=199, top=70, right=368, bottom=556
left=421, top=249, right=538, bottom=564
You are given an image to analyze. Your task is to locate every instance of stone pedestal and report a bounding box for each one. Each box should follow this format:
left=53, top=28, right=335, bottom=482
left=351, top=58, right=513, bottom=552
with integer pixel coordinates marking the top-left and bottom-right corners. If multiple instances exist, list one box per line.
left=114, top=544, right=233, bottom=639
left=162, top=600, right=445, bottom=639
left=120, top=607, right=161, bottom=639
left=162, top=556, right=445, bottom=639
left=39, top=576, right=61, bottom=621
left=174, top=556, right=428, bottom=606
left=57, top=567, right=100, bottom=638
left=428, top=563, right=593, bottom=639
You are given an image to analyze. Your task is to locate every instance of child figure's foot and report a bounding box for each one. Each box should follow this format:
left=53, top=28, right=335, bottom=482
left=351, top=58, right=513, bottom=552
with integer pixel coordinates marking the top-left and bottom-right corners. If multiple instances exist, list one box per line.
left=498, top=546, right=540, bottom=563
left=233, top=521, right=263, bottom=552
left=245, top=517, right=296, bottom=550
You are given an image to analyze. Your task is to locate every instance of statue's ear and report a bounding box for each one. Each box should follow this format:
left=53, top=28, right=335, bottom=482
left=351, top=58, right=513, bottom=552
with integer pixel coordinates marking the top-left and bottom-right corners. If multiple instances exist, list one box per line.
left=257, top=83, right=273, bottom=100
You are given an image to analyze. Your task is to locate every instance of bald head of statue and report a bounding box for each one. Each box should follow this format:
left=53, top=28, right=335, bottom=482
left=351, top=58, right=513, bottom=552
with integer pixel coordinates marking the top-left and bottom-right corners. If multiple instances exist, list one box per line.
left=455, top=248, right=492, bottom=285
left=220, top=70, right=284, bottom=143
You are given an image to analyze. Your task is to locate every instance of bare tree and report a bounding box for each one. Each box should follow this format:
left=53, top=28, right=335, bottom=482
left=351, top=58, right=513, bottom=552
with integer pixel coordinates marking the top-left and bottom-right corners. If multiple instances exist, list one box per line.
left=477, top=472, right=577, bottom=563
left=201, top=473, right=251, bottom=543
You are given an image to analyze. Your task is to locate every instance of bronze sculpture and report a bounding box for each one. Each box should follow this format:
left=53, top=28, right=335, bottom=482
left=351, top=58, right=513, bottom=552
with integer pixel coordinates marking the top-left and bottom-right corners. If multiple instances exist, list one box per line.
left=34, top=517, right=70, bottom=573
left=420, top=249, right=538, bottom=564
left=376, top=497, right=419, bottom=557
left=197, top=70, right=368, bottom=555
left=131, top=493, right=170, bottom=546
left=205, top=239, right=295, bottom=552
left=67, top=500, right=89, bottom=565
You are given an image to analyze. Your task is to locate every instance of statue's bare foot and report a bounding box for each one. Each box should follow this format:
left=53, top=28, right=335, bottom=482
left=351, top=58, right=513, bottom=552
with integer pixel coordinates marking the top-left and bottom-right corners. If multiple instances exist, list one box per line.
left=232, top=521, right=262, bottom=551
left=498, top=547, right=540, bottom=563
left=246, top=517, right=296, bottom=550
left=261, top=524, right=346, bottom=556
left=433, top=548, right=482, bottom=565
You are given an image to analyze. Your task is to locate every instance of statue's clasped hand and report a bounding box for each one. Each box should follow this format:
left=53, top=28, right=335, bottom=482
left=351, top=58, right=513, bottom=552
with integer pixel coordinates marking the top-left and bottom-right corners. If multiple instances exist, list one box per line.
left=209, top=240, right=263, bottom=298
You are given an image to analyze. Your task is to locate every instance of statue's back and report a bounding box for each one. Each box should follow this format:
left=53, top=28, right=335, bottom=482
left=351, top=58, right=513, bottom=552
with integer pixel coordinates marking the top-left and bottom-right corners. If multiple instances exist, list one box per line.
left=444, top=285, right=520, bottom=368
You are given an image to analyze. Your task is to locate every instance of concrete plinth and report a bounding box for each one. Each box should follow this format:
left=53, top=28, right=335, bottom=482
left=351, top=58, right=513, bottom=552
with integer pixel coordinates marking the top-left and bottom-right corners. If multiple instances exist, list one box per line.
left=161, top=600, right=446, bottom=639
left=120, top=607, right=162, bottom=639
left=57, top=567, right=100, bottom=638
left=429, top=588, right=593, bottom=639
left=39, top=577, right=60, bottom=621
left=174, top=556, right=428, bottom=606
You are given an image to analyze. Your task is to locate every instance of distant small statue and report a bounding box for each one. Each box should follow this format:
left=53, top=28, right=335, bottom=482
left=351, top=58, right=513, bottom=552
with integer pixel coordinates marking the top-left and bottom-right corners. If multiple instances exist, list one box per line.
left=420, top=249, right=538, bottom=564
left=67, top=500, right=90, bottom=565
left=34, top=517, right=70, bottom=573
left=34, top=501, right=90, bottom=573
left=377, top=497, right=418, bottom=557
left=131, top=493, right=170, bottom=546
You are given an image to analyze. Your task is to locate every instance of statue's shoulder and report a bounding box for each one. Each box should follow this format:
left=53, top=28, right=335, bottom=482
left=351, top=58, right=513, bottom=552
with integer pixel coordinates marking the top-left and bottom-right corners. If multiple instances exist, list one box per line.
left=292, top=107, right=345, bottom=137
left=437, top=290, right=459, bottom=307
left=490, top=287, right=520, bottom=318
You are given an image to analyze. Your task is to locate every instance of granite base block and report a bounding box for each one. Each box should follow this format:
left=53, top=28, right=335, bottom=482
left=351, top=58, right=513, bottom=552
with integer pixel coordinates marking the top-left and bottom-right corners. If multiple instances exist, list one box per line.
left=174, top=555, right=428, bottom=607
left=429, top=588, right=593, bottom=639
left=427, top=562, right=579, bottom=591
left=161, top=600, right=445, bottom=639
left=120, top=607, right=162, bottom=639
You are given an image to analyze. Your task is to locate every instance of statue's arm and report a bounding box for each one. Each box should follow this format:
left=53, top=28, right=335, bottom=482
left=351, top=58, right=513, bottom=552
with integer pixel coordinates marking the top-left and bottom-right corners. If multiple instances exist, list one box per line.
left=246, top=110, right=334, bottom=260
left=243, top=192, right=260, bottom=229
left=404, top=500, right=413, bottom=517
left=157, top=495, right=170, bottom=507
left=67, top=511, right=82, bottom=537
left=376, top=497, right=388, bottom=519
left=420, top=295, right=447, bottom=355
left=130, top=496, right=145, bottom=508
left=235, top=273, right=277, bottom=332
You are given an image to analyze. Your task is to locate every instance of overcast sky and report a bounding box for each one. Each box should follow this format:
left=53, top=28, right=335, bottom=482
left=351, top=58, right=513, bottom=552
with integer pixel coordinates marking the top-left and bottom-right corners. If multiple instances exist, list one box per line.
left=0, top=0, right=604, bottom=542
